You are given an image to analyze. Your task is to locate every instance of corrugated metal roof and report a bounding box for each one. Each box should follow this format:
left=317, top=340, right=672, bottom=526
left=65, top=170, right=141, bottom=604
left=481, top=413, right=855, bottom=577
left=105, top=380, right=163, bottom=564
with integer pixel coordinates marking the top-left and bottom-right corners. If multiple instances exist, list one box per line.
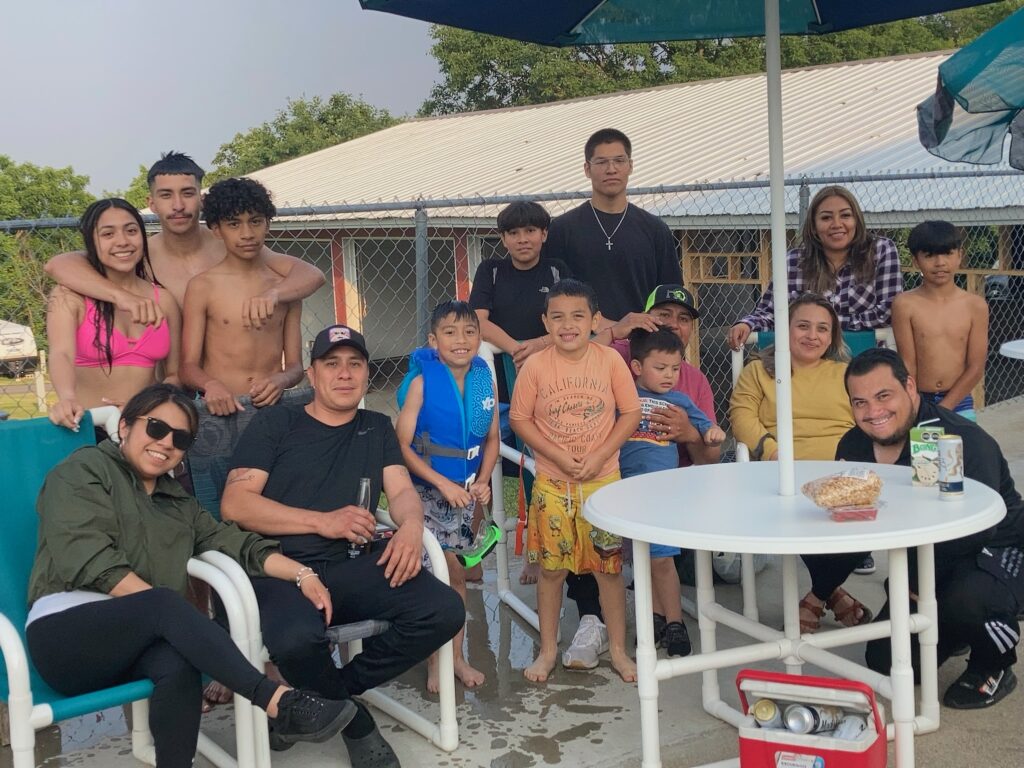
left=249, top=51, right=1022, bottom=220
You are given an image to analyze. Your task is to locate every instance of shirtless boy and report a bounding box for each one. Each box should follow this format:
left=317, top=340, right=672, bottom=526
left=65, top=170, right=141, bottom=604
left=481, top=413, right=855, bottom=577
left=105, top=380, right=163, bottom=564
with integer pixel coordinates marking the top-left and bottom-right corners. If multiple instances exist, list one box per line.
left=46, top=151, right=324, bottom=326
left=892, top=220, right=989, bottom=420
left=179, top=178, right=304, bottom=414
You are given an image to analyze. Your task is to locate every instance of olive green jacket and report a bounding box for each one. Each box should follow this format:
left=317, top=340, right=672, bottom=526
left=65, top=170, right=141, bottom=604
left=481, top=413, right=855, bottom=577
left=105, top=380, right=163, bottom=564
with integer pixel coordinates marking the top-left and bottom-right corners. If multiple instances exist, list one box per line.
left=28, top=440, right=278, bottom=606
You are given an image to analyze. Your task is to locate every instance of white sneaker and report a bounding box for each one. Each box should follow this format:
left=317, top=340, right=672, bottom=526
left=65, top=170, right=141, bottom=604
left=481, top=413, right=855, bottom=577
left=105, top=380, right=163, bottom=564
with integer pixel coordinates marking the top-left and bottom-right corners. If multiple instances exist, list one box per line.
left=562, top=615, right=609, bottom=670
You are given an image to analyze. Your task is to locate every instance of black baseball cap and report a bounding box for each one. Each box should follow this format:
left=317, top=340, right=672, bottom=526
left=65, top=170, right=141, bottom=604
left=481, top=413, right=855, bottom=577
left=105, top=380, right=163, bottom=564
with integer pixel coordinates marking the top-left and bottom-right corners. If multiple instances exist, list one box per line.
left=644, top=284, right=700, bottom=319
left=310, top=324, right=369, bottom=361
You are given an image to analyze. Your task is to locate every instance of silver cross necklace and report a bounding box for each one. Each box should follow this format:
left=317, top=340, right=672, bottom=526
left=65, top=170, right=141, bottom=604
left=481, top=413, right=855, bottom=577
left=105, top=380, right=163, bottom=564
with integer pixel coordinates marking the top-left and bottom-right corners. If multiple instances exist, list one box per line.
left=589, top=202, right=629, bottom=251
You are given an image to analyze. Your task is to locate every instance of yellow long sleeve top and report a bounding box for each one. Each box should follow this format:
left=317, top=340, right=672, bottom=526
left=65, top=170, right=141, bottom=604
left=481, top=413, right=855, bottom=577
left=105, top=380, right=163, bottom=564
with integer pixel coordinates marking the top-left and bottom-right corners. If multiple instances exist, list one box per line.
left=729, top=358, right=854, bottom=461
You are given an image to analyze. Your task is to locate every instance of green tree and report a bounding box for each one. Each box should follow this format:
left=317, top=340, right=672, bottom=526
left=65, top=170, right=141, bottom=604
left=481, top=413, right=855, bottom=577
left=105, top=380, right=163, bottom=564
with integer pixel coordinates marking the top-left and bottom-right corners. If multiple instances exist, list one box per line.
left=0, top=156, right=93, bottom=348
left=420, top=2, right=1024, bottom=115
left=208, top=93, right=400, bottom=182
left=0, top=155, right=93, bottom=220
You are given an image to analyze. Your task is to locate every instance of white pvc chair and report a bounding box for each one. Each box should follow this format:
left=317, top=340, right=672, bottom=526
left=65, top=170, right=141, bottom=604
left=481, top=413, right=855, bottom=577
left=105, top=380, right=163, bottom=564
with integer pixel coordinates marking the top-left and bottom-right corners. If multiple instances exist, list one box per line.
left=477, top=343, right=542, bottom=634
left=0, top=408, right=256, bottom=768
left=201, top=506, right=459, bottom=768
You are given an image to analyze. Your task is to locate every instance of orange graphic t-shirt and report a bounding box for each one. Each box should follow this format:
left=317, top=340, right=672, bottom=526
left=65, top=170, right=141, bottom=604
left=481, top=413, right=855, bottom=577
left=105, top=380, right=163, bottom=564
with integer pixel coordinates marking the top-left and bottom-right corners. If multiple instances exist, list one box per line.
left=509, top=342, right=641, bottom=481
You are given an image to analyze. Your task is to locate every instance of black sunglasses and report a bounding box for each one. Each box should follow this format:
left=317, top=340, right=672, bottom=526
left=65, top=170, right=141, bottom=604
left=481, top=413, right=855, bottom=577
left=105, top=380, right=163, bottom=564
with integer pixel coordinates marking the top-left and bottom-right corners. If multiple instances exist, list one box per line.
left=137, top=417, right=195, bottom=450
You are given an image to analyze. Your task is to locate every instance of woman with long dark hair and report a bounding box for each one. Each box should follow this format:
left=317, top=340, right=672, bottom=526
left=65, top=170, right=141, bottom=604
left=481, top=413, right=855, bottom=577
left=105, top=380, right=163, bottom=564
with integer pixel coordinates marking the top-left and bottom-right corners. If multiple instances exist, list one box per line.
left=728, top=185, right=902, bottom=350
left=47, top=198, right=180, bottom=430
left=27, top=384, right=356, bottom=767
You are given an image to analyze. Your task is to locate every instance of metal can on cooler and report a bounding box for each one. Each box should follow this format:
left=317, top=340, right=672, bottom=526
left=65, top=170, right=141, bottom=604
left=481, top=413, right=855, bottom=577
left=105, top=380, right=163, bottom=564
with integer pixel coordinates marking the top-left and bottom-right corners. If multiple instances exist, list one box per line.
left=751, top=698, right=784, bottom=729
left=832, top=714, right=868, bottom=740
left=783, top=704, right=843, bottom=734
left=937, top=434, right=965, bottom=499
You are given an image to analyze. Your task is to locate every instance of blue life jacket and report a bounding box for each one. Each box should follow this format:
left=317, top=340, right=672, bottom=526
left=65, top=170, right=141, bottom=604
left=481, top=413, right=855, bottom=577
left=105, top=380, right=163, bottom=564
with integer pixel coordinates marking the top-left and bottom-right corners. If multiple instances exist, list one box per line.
left=397, top=348, right=495, bottom=485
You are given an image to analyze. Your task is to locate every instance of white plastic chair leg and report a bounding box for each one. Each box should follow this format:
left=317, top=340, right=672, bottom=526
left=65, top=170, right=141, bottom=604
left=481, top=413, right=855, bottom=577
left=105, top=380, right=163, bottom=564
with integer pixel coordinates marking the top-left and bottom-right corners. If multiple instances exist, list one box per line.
left=129, top=700, right=156, bottom=765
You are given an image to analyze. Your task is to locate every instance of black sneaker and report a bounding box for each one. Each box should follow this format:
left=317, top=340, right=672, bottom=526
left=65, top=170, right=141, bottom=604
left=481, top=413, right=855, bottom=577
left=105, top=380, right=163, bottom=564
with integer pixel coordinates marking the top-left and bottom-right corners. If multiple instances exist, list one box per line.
left=267, top=720, right=293, bottom=752
left=943, top=667, right=1018, bottom=709
left=653, top=613, right=668, bottom=648
left=663, top=621, right=692, bottom=657
left=271, top=689, right=357, bottom=746
left=853, top=555, right=876, bottom=575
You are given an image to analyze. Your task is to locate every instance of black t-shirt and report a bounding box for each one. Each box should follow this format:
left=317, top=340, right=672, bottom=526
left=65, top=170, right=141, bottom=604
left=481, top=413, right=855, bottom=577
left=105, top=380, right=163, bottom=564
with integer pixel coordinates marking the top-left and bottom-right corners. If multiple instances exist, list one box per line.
left=542, top=201, right=681, bottom=321
left=228, top=405, right=404, bottom=561
left=468, top=257, right=571, bottom=341
left=836, top=399, right=1024, bottom=578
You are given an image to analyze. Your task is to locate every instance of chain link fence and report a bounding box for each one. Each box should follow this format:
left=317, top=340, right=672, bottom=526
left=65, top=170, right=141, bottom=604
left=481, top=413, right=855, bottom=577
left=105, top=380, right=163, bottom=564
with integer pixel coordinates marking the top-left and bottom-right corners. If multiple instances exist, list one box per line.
left=2, top=170, right=1023, bottom=434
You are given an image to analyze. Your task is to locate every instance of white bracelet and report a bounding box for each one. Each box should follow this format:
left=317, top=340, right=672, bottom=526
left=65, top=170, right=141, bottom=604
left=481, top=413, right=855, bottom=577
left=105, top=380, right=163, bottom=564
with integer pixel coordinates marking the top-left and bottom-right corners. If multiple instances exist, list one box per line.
left=294, top=566, right=314, bottom=588
left=297, top=572, right=319, bottom=589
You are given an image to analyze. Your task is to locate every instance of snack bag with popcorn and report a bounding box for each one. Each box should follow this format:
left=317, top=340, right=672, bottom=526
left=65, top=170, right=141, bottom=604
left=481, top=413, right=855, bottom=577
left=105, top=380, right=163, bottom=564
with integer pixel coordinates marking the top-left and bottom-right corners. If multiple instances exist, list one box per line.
left=801, top=469, right=883, bottom=521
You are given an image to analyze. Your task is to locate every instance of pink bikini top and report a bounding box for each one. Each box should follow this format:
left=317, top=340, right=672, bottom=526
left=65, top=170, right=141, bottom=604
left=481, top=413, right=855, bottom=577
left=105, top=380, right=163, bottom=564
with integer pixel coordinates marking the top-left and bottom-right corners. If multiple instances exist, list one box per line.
left=74, top=285, right=171, bottom=369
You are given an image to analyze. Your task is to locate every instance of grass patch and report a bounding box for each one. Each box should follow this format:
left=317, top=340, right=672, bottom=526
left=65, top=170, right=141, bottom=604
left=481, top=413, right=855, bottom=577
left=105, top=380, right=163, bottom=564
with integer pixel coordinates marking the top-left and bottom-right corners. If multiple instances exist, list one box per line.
left=0, top=374, right=55, bottom=419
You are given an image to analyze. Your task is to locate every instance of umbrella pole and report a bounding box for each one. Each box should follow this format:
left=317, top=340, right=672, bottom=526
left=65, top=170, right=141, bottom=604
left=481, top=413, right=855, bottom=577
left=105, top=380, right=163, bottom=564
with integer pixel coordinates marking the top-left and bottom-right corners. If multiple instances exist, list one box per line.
left=765, top=0, right=795, bottom=495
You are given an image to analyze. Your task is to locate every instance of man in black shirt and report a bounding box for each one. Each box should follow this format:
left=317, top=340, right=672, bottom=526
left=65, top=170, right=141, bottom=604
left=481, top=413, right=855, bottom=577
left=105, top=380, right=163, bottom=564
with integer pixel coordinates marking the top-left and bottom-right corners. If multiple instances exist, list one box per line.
left=222, top=324, right=464, bottom=764
left=839, top=348, right=1023, bottom=709
left=542, top=128, right=682, bottom=324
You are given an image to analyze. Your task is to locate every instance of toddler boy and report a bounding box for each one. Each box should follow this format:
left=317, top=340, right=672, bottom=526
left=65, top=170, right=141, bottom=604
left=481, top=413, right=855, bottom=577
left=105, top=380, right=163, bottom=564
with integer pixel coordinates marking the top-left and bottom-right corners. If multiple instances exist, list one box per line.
left=620, top=328, right=724, bottom=657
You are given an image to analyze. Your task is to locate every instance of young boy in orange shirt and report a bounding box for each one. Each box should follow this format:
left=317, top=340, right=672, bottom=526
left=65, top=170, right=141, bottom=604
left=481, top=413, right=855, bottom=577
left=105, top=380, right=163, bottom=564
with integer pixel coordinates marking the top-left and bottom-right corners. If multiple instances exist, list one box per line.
left=510, top=279, right=642, bottom=683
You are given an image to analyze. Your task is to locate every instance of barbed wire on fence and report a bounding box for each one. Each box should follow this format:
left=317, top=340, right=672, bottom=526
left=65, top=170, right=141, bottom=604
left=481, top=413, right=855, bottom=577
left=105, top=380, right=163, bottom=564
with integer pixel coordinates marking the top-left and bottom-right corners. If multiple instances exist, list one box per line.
left=2, top=169, right=1023, bottom=430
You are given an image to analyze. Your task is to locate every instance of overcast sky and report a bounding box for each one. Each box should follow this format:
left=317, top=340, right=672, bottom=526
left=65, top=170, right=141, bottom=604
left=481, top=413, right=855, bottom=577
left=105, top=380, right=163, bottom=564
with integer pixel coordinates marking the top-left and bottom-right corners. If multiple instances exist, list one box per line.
left=2, top=0, right=439, bottom=194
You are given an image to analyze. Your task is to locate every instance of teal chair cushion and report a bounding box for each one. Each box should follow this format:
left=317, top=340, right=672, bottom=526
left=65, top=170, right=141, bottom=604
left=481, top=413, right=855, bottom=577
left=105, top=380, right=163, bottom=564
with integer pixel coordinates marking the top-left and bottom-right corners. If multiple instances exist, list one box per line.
left=0, top=415, right=153, bottom=716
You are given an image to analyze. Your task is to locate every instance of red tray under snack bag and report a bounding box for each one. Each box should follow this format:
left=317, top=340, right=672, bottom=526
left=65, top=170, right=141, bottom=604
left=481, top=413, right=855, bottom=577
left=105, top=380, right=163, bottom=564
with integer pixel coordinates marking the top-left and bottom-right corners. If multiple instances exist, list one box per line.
left=736, top=669, right=887, bottom=768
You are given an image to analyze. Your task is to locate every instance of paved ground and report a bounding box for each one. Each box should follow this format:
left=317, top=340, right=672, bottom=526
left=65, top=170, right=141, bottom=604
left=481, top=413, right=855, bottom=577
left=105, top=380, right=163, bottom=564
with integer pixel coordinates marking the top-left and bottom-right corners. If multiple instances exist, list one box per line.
left=4, top=400, right=1024, bottom=767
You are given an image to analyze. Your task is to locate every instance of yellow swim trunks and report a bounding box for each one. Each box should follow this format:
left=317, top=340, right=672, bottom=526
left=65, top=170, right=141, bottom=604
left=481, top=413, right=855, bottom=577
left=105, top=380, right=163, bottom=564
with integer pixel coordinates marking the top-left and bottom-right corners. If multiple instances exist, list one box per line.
left=527, top=472, right=622, bottom=575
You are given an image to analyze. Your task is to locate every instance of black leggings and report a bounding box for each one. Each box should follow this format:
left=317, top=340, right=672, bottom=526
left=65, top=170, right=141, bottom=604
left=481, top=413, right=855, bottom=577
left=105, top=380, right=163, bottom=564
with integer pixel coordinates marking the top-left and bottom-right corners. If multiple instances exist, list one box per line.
left=27, top=588, right=279, bottom=768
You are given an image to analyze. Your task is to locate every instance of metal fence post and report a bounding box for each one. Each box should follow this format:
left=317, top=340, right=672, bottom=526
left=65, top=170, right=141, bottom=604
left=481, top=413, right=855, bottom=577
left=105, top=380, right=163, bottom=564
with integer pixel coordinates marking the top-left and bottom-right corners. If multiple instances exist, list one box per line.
left=415, top=206, right=429, bottom=347
left=798, top=177, right=810, bottom=229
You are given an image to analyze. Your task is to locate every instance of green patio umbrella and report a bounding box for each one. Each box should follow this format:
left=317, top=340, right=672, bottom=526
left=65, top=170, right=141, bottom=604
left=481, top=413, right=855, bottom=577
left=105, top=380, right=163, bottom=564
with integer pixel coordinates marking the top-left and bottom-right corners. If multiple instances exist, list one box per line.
left=918, top=6, right=1024, bottom=169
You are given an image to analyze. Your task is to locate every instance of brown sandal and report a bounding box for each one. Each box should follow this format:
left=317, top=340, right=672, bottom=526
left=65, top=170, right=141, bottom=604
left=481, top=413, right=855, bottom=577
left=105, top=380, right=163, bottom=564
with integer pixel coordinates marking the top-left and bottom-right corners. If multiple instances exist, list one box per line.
left=799, top=593, right=824, bottom=634
left=826, top=588, right=873, bottom=627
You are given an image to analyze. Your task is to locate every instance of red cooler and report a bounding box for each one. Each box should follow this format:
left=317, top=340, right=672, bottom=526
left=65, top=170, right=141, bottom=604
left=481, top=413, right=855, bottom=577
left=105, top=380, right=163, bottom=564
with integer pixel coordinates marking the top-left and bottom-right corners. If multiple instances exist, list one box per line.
left=736, top=669, right=887, bottom=768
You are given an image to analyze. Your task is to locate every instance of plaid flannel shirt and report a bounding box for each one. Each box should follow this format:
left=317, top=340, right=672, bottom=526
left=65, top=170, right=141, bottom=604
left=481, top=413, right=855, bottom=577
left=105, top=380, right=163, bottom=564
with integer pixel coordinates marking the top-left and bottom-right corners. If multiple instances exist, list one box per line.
left=739, top=237, right=902, bottom=331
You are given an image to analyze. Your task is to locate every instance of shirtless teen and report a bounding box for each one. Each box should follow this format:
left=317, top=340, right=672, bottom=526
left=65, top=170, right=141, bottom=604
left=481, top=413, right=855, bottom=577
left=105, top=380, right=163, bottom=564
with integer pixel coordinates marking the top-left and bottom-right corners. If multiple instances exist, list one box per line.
left=179, top=178, right=303, bottom=415
left=45, top=151, right=324, bottom=327
left=892, top=220, right=989, bottom=421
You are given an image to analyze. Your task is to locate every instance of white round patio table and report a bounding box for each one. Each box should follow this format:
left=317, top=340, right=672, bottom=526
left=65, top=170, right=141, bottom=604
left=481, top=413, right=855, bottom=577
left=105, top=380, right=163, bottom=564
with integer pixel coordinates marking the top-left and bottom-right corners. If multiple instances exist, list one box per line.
left=999, top=339, right=1024, bottom=360
left=585, top=460, right=1005, bottom=768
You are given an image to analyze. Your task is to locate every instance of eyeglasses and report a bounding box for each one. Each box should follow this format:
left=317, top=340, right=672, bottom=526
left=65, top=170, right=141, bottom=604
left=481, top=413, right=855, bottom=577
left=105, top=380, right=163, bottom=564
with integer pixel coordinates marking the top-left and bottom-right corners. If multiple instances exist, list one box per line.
left=138, top=417, right=195, bottom=450
left=587, top=156, right=631, bottom=169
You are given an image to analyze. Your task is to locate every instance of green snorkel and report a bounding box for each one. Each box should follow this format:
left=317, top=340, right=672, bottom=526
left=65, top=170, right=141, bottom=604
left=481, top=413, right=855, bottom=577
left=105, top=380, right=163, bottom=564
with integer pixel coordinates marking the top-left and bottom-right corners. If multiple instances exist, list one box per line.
left=455, top=476, right=503, bottom=569
left=456, top=512, right=503, bottom=568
